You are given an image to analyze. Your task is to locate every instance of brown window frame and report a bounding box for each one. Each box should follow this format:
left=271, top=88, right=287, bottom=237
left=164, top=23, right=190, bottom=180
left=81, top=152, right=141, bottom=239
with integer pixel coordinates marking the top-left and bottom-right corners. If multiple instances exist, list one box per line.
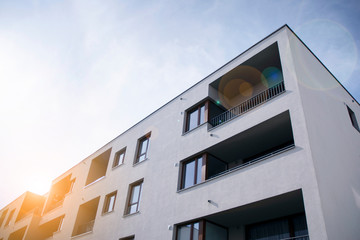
left=134, top=133, right=151, bottom=164
left=185, top=101, right=209, bottom=133
left=180, top=154, right=207, bottom=189
left=125, top=179, right=143, bottom=215
left=103, top=191, right=117, bottom=214
left=113, top=148, right=126, bottom=168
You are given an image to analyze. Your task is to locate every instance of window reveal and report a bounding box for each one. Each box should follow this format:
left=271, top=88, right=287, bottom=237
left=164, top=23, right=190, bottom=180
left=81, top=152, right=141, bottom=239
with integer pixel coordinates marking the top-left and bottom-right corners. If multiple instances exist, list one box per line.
left=186, top=102, right=208, bottom=132
left=113, top=148, right=126, bottom=167
left=182, top=155, right=206, bottom=189
left=126, top=180, right=143, bottom=215
left=135, top=133, right=151, bottom=164
left=103, top=191, right=117, bottom=213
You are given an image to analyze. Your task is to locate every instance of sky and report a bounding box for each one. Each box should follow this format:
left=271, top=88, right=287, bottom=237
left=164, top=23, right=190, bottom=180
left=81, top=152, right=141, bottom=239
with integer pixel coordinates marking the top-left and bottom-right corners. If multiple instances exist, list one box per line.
left=0, top=0, right=359, bottom=209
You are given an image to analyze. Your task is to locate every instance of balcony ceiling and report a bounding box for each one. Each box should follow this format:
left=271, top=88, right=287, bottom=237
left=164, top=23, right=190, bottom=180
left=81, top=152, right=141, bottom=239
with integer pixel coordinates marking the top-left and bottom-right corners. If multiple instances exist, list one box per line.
left=208, top=110, right=293, bottom=163
left=205, top=189, right=304, bottom=227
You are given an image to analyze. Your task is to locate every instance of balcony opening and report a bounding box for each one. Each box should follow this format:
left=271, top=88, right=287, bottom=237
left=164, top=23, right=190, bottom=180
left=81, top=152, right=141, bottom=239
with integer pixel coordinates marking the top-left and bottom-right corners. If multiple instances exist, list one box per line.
left=175, top=190, right=308, bottom=240
left=8, top=226, right=27, bottom=240
left=16, top=192, right=45, bottom=222
left=85, top=148, right=112, bottom=186
left=179, top=111, right=294, bottom=190
left=72, top=197, right=100, bottom=237
left=43, top=175, right=74, bottom=214
left=37, top=215, right=65, bottom=240
left=208, top=42, right=285, bottom=128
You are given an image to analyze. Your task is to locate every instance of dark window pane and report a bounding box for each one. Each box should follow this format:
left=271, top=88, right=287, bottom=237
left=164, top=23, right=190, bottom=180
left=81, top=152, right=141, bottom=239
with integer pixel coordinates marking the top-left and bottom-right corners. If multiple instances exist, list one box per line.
left=206, top=221, right=227, bottom=240
left=183, top=161, right=196, bottom=188
left=247, top=218, right=290, bottom=240
left=178, top=225, right=191, bottom=240
left=293, top=214, right=308, bottom=236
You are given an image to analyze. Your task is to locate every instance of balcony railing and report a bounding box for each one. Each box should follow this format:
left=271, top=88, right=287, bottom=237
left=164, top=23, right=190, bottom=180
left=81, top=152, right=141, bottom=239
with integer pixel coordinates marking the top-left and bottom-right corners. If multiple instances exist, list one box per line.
left=208, top=143, right=294, bottom=180
left=281, top=235, right=309, bottom=240
left=209, top=81, right=285, bottom=128
left=75, top=220, right=95, bottom=235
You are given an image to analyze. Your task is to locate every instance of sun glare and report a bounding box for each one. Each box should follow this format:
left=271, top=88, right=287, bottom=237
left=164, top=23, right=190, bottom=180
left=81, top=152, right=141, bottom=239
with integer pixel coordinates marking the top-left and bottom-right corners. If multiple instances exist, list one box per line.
left=27, top=178, right=51, bottom=195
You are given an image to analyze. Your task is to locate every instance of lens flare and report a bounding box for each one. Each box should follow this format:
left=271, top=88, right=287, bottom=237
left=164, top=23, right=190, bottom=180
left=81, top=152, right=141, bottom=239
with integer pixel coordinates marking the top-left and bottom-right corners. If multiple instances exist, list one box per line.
left=261, top=67, right=283, bottom=88
left=239, top=81, right=253, bottom=97
left=218, top=65, right=262, bottom=108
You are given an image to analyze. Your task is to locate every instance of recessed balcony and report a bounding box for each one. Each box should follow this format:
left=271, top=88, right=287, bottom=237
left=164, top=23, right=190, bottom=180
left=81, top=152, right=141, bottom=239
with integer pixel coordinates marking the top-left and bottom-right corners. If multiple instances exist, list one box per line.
left=208, top=42, right=284, bottom=129
left=85, top=148, right=111, bottom=187
left=72, top=197, right=99, bottom=237
left=43, top=174, right=75, bottom=214
left=180, top=110, right=294, bottom=190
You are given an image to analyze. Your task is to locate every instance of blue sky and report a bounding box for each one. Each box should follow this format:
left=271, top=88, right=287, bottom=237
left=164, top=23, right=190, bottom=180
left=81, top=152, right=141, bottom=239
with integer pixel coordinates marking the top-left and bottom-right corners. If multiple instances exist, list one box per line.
left=0, top=0, right=359, bottom=208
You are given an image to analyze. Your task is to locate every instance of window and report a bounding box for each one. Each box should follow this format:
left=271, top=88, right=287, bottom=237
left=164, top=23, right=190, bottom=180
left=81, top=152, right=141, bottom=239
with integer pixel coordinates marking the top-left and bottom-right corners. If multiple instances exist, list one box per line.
left=176, top=220, right=227, bottom=240
left=113, top=148, right=126, bottom=168
left=135, top=133, right=151, bottom=164
left=5, top=209, right=15, bottom=227
left=103, top=191, right=117, bottom=213
left=177, top=222, right=201, bottom=240
left=125, top=180, right=143, bottom=215
left=185, top=102, right=208, bottom=132
left=181, top=155, right=205, bottom=189
left=347, top=106, right=360, bottom=132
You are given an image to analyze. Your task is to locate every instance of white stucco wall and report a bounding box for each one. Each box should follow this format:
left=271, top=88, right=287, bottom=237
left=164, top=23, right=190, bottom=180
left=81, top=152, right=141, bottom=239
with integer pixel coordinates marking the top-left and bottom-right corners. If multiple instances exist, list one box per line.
left=288, top=29, right=360, bottom=240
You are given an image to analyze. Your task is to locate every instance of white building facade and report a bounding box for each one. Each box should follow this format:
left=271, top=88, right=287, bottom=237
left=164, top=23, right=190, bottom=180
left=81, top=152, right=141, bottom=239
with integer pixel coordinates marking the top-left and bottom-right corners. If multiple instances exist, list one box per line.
left=1, top=25, right=359, bottom=240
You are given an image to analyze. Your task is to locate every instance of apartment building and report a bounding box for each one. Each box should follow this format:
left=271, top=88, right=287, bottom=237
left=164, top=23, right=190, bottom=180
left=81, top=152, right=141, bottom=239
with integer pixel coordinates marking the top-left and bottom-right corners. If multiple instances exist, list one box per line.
left=0, top=24, right=359, bottom=240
